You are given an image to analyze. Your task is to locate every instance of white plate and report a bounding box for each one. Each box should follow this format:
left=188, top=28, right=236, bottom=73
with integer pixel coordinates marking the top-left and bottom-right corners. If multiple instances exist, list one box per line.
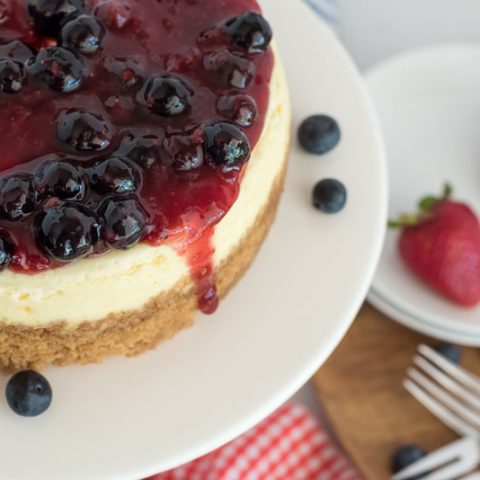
left=0, top=2, right=386, bottom=479
left=367, top=44, right=480, bottom=345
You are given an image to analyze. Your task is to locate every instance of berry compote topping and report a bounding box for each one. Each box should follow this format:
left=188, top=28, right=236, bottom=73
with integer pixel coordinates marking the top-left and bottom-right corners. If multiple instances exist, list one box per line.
left=0, top=0, right=274, bottom=314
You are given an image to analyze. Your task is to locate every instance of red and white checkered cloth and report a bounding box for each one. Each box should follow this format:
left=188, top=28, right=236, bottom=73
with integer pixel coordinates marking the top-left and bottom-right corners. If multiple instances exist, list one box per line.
left=147, top=402, right=362, bottom=480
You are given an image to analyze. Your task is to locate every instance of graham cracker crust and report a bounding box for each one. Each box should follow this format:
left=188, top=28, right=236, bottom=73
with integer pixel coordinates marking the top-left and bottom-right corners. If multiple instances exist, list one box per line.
left=0, top=162, right=287, bottom=371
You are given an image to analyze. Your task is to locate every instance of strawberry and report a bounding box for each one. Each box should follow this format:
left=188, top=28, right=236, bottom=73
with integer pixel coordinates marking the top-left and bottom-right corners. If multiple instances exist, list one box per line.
left=390, top=185, right=480, bottom=307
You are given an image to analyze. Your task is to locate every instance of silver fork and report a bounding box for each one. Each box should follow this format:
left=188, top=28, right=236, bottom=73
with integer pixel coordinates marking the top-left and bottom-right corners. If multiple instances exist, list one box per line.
left=392, top=345, right=480, bottom=480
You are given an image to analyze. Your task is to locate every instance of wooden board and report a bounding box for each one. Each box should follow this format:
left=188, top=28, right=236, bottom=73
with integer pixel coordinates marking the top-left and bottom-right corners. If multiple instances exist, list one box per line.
left=313, top=303, right=480, bottom=480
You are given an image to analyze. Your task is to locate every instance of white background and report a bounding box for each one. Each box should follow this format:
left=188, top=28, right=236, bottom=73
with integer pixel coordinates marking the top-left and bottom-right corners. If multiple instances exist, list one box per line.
left=337, top=0, right=480, bottom=71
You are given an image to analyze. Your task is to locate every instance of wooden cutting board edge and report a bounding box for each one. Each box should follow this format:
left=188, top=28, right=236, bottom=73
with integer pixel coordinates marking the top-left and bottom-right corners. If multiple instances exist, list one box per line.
left=313, top=303, right=480, bottom=479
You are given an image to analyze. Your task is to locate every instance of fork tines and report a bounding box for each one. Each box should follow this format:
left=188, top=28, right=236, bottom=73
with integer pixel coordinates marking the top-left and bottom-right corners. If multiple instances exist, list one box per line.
left=405, top=345, right=480, bottom=438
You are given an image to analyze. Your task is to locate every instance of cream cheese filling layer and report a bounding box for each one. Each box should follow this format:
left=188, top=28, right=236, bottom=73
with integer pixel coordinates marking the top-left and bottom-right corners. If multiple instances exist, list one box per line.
left=0, top=52, right=291, bottom=327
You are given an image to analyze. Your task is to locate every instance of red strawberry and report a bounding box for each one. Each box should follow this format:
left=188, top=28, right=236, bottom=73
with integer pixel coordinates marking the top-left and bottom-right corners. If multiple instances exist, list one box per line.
left=390, top=185, right=480, bottom=307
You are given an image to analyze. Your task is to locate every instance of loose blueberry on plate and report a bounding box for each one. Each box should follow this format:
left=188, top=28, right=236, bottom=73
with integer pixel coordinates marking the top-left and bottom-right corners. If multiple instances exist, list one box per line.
left=61, top=15, right=106, bottom=55
left=27, top=47, right=85, bottom=93
left=36, top=159, right=86, bottom=201
left=225, top=11, right=273, bottom=54
left=88, top=156, right=141, bottom=194
left=138, top=74, right=193, bottom=117
left=28, top=0, right=86, bottom=37
left=0, top=174, right=38, bottom=221
left=100, top=196, right=147, bottom=249
left=434, top=342, right=461, bottom=364
left=298, top=114, right=341, bottom=155
left=203, top=49, right=255, bottom=89
left=0, top=59, right=25, bottom=94
left=312, top=179, right=347, bottom=214
left=204, top=121, right=250, bottom=171
left=391, top=445, right=427, bottom=479
left=57, top=110, right=112, bottom=152
left=36, top=203, right=100, bottom=262
left=0, top=235, right=13, bottom=272
left=217, top=94, right=258, bottom=127
left=5, top=370, right=52, bottom=417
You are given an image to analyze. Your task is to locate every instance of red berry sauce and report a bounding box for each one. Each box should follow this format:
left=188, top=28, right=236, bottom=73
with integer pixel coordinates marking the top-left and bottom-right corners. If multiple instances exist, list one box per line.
left=0, top=0, right=274, bottom=313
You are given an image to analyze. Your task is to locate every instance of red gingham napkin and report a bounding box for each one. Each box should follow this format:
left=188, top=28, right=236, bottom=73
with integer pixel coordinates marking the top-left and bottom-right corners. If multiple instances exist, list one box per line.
left=147, top=402, right=362, bottom=480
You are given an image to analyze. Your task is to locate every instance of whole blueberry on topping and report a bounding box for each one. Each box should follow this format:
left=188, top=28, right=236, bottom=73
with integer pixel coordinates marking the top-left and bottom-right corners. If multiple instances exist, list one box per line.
left=165, top=130, right=204, bottom=172
left=138, top=74, right=193, bottom=117
left=225, top=12, right=273, bottom=54
left=100, top=196, right=147, bottom=250
left=61, top=15, right=105, bottom=55
left=0, top=40, right=36, bottom=63
left=102, top=56, right=144, bottom=89
left=28, top=0, right=85, bottom=37
left=298, top=115, right=341, bottom=155
left=88, top=157, right=141, bottom=195
left=92, top=0, right=132, bottom=30
left=0, top=174, right=37, bottom=221
left=0, top=235, right=13, bottom=272
left=434, top=342, right=461, bottom=364
left=217, top=94, right=258, bottom=127
left=203, top=49, right=255, bottom=89
left=57, top=110, right=112, bottom=152
left=36, top=160, right=86, bottom=201
left=36, top=203, right=99, bottom=262
left=204, top=122, right=250, bottom=171
left=0, top=59, right=25, bottom=93
left=391, top=445, right=426, bottom=478
left=27, top=47, right=85, bottom=93
left=312, top=179, right=347, bottom=214
left=117, top=134, right=165, bottom=169
left=6, top=370, right=52, bottom=417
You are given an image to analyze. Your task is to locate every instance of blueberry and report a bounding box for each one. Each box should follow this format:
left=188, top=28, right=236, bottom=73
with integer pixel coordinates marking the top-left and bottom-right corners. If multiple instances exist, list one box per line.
left=100, top=196, right=147, bottom=250
left=204, top=122, right=250, bottom=171
left=36, top=203, right=100, bottom=262
left=138, top=74, right=193, bottom=117
left=434, top=343, right=461, bottom=364
left=88, top=156, right=141, bottom=195
left=165, top=131, right=204, bottom=172
left=102, top=56, right=144, bottom=90
left=203, top=49, right=255, bottom=89
left=225, top=12, right=273, bottom=54
left=298, top=115, right=341, bottom=155
left=0, top=235, right=13, bottom=272
left=217, top=94, right=257, bottom=127
left=312, top=179, right=347, bottom=214
left=27, top=46, right=85, bottom=93
left=117, top=134, right=165, bottom=169
left=0, top=174, right=38, bottom=221
left=28, top=0, right=85, bottom=37
left=57, top=109, right=112, bottom=152
left=0, top=41, right=37, bottom=63
left=391, top=445, right=427, bottom=479
left=61, top=15, right=105, bottom=55
left=5, top=370, right=52, bottom=417
left=0, top=59, right=25, bottom=93
left=92, top=0, right=132, bottom=30
left=36, top=159, right=86, bottom=201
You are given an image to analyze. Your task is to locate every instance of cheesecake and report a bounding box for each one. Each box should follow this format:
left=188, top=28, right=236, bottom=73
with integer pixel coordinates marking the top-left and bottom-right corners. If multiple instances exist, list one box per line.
left=0, top=0, right=290, bottom=370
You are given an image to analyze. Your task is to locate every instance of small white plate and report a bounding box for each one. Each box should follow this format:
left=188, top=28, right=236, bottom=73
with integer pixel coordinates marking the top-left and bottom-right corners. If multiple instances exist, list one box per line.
left=0, top=2, right=387, bottom=479
left=367, top=44, right=480, bottom=345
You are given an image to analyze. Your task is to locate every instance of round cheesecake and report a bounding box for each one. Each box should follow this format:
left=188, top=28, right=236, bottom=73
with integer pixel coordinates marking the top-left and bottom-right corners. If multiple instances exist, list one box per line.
left=0, top=0, right=290, bottom=370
